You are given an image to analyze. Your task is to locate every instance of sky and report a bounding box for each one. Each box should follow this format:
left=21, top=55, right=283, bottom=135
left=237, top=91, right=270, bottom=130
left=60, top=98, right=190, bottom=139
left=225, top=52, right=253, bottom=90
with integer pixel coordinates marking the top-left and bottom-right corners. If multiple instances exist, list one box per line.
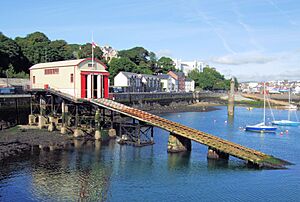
left=1, top=0, right=300, bottom=81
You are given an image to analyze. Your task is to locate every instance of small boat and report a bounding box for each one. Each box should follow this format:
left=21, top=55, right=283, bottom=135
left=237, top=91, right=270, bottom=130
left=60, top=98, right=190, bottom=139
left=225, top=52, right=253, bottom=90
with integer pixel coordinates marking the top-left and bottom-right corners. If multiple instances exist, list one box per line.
left=246, top=122, right=277, bottom=133
left=245, top=82, right=277, bottom=133
left=272, top=89, right=300, bottom=126
left=272, top=120, right=300, bottom=126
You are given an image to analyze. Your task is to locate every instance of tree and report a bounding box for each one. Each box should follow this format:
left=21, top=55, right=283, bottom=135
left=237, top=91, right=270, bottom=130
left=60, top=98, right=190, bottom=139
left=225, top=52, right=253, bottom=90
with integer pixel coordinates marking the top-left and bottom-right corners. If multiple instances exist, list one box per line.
left=78, top=43, right=103, bottom=61
left=15, top=32, right=51, bottom=65
left=108, top=57, right=138, bottom=80
left=157, top=56, right=176, bottom=73
left=0, top=32, right=30, bottom=75
left=118, top=47, right=149, bottom=66
left=188, top=66, right=235, bottom=91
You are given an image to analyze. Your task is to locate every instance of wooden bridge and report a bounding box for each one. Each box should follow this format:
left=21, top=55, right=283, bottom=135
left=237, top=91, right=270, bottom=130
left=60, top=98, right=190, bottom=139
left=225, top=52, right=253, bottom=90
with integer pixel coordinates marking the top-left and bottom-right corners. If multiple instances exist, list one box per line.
left=89, top=98, right=291, bottom=169
left=29, top=89, right=291, bottom=169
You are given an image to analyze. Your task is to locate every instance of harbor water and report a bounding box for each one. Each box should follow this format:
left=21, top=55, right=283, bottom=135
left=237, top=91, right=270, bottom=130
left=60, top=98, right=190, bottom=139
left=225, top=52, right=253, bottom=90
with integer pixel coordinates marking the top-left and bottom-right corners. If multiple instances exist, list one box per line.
left=0, top=106, right=300, bottom=201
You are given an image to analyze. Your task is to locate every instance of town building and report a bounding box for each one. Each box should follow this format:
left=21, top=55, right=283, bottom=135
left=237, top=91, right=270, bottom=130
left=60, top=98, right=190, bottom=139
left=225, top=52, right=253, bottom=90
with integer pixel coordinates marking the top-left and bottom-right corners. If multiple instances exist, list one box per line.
left=173, top=59, right=206, bottom=76
left=157, top=74, right=174, bottom=92
left=168, top=71, right=185, bottom=92
left=100, top=45, right=118, bottom=61
left=184, top=78, right=195, bottom=92
left=30, top=58, right=110, bottom=98
left=113, top=72, right=161, bottom=92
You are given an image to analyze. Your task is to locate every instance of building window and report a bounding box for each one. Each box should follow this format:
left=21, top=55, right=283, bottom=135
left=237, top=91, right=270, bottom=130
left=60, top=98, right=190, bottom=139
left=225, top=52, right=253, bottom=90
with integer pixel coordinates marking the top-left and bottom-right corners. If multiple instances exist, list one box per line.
left=44, top=68, right=59, bottom=75
left=33, top=76, right=35, bottom=84
left=88, top=63, right=96, bottom=68
left=70, top=74, right=74, bottom=83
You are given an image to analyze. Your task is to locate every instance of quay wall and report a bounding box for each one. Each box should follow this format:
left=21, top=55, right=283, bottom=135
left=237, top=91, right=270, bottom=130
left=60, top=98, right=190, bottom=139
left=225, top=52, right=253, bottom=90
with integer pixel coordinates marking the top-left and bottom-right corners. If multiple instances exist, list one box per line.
left=111, top=92, right=226, bottom=104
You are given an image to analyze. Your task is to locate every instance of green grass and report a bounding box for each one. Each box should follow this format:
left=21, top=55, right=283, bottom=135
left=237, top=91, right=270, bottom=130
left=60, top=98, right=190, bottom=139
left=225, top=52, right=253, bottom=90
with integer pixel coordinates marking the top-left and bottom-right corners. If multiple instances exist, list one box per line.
left=235, top=100, right=264, bottom=107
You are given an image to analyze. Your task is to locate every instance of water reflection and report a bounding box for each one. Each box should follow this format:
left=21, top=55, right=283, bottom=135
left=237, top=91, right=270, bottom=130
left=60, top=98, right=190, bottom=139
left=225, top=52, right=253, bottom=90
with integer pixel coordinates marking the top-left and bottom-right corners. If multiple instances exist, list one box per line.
left=207, top=158, right=229, bottom=169
left=27, top=142, right=113, bottom=201
left=167, top=152, right=191, bottom=169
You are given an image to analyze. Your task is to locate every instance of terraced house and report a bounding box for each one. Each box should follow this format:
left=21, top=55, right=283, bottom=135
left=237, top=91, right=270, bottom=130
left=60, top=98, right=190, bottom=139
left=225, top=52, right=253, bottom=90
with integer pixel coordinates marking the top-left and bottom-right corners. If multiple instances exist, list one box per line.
left=113, top=72, right=161, bottom=92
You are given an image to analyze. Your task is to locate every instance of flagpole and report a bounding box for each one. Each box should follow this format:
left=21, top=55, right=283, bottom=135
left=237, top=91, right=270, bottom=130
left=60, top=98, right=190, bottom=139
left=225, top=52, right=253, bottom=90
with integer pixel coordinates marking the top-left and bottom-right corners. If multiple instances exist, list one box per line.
left=92, top=32, right=94, bottom=69
left=91, top=32, right=94, bottom=99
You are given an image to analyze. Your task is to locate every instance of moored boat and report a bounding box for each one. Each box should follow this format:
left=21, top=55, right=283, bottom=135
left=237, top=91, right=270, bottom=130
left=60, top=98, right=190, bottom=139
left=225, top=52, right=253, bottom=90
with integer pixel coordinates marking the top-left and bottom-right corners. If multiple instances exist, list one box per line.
left=246, top=122, right=277, bottom=133
left=245, top=82, right=277, bottom=133
left=272, top=120, right=300, bottom=126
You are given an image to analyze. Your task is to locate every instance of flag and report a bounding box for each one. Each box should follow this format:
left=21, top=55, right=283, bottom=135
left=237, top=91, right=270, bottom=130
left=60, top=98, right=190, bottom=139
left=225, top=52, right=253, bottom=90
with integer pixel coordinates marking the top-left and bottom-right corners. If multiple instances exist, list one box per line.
left=92, top=42, right=98, bottom=48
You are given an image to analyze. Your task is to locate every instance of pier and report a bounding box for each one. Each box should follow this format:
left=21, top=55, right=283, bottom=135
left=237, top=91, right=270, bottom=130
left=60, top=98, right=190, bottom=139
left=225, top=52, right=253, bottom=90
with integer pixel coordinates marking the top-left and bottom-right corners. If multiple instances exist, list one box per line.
left=28, top=88, right=291, bottom=169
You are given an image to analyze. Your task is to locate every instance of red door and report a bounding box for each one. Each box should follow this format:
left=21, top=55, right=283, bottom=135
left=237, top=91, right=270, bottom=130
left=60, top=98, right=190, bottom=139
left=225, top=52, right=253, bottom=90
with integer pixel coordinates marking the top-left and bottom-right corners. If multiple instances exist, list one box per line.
left=81, top=74, right=86, bottom=98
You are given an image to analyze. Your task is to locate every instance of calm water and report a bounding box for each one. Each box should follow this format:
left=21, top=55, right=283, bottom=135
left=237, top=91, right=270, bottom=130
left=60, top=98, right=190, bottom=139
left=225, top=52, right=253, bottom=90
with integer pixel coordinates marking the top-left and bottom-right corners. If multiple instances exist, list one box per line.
left=0, top=106, right=300, bottom=201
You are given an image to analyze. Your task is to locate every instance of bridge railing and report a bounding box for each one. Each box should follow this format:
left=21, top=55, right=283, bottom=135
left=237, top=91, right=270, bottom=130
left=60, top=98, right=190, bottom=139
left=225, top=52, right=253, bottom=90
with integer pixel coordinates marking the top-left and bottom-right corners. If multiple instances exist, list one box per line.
left=110, top=92, right=194, bottom=102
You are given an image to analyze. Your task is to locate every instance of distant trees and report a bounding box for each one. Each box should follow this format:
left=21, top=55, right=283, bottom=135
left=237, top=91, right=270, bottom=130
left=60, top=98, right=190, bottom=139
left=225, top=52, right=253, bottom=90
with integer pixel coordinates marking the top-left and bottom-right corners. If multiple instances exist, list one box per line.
left=188, top=66, right=236, bottom=91
left=0, top=32, right=102, bottom=78
left=0, top=31, right=178, bottom=79
left=157, top=56, right=176, bottom=73
left=108, top=46, right=175, bottom=79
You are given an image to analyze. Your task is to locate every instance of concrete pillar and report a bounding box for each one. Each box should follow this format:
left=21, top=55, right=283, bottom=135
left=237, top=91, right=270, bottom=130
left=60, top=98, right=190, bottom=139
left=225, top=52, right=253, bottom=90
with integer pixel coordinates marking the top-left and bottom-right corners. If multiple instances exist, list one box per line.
left=108, top=128, right=116, bottom=138
left=95, top=129, right=109, bottom=141
left=95, top=109, right=100, bottom=129
left=48, top=122, right=56, bottom=132
left=28, top=114, right=36, bottom=125
left=228, top=77, right=235, bottom=116
left=95, top=130, right=101, bottom=140
left=60, top=126, right=67, bottom=134
left=167, top=133, right=191, bottom=153
left=61, top=101, right=69, bottom=127
left=38, top=115, right=47, bottom=129
left=73, top=128, right=84, bottom=138
left=207, top=147, right=229, bottom=160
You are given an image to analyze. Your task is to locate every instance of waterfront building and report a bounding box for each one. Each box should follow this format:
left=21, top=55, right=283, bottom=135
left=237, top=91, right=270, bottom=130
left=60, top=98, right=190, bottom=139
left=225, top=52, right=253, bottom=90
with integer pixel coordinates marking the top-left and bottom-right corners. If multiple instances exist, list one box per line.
left=157, top=74, right=174, bottom=92
left=184, top=78, right=195, bottom=92
left=168, top=71, right=185, bottom=92
left=173, top=59, right=206, bottom=76
left=30, top=58, right=110, bottom=98
left=113, top=72, right=161, bottom=92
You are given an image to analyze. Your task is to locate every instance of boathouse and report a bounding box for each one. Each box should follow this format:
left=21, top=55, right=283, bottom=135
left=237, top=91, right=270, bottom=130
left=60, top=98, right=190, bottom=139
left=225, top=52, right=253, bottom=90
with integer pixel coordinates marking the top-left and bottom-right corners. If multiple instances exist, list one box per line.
left=29, top=58, right=109, bottom=98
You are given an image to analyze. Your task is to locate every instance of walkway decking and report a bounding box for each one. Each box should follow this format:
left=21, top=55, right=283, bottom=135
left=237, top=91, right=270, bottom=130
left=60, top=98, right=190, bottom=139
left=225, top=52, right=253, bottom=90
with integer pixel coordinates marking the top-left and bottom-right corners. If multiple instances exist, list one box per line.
left=90, top=98, right=291, bottom=169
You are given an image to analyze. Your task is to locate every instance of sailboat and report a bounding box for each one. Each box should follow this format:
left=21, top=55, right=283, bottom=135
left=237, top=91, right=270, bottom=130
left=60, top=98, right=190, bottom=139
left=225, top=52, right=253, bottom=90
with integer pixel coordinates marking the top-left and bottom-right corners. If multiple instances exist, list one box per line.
left=245, top=83, right=277, bottom=133
left=272, top=89, right=300, bottom=126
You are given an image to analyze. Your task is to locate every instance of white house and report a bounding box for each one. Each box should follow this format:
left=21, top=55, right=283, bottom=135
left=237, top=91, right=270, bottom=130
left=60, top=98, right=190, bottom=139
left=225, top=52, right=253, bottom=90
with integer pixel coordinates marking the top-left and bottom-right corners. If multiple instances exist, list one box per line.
left=100, top=45, right=118, bottom=61
left=157, top=74, right=173, bottom=92
left=185, top=78, right=195, bottom=92
left=114, top=72, right=161, bottom=92
left=173, top=59, right=206, bottom=76
left=30, top=58, right=110, bottom=98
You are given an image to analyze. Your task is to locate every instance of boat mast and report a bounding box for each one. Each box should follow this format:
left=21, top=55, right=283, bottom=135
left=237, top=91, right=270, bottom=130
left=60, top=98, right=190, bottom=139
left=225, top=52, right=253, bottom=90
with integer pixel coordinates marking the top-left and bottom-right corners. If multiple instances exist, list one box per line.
left=288, top=88, right=291, bottom=121
left=263, top=82, right=266, bottom=124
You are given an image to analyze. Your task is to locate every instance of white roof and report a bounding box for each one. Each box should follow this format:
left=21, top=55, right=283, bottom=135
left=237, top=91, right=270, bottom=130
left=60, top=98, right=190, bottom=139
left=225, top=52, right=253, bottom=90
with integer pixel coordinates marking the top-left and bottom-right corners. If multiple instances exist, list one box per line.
left=29, top=58, right=103, bottom=70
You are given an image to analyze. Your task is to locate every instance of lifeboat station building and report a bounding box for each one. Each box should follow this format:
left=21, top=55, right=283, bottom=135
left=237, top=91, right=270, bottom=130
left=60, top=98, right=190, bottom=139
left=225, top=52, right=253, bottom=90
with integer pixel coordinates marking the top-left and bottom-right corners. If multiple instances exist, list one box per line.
left=30, top=58, right=109, bottom=99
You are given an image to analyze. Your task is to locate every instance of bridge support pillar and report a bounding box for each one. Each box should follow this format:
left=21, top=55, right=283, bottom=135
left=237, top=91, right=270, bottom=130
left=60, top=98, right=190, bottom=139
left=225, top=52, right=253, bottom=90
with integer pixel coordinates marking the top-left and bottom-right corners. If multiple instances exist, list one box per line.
left=38, top=115, right=47, bottom=129
left=74, top=128, right=84, bottom=138
left=167, top=133, right=191, bottom=153
left=228, top=77, right=235, bottom=116
left=207, top=147, right=229, bottom=160
left=28, top=114, right=36, bottom=126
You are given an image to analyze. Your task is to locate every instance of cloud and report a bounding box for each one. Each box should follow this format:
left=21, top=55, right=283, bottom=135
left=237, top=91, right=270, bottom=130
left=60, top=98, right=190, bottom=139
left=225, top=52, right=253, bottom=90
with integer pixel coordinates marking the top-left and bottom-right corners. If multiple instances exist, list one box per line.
left=210, top=52, right=276, bottom=65
left=213, top=50, right=300, bottom=82
left=156, top=49, right=173, bottom=58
